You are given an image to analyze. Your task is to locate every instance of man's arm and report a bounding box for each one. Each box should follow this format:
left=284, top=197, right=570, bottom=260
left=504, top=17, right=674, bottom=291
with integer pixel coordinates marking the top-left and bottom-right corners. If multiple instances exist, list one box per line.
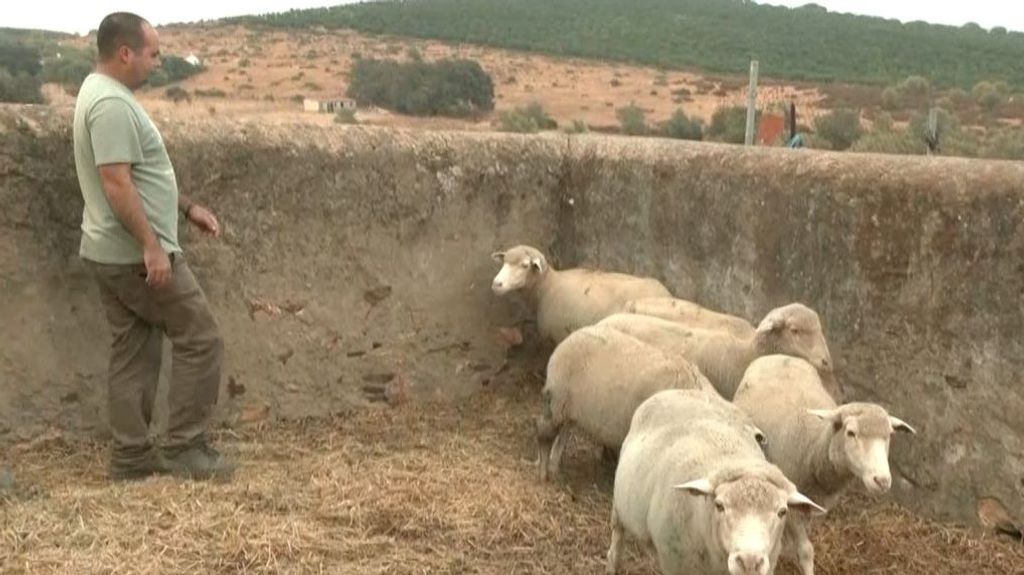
left=178, top=192, right=194, bottom=217
left=98, top=163, right=172, bottom=287
left=177, top=191, right=221, bottom=237
left=99, top=163, right=160, bottom=249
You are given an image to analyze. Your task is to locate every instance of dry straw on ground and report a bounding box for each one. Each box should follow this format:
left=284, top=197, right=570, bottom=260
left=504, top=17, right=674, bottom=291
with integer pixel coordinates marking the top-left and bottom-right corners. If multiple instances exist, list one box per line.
left=2, top=381, right=1022, bottom=574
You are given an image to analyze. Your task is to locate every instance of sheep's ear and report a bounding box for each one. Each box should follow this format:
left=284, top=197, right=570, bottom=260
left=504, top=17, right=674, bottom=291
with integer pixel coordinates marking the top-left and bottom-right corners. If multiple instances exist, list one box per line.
left=755, top=313, right=783, bottom=334
left=889, top=416, right=917, bottom=435
left=491, top=251, right=505, bottom=263
left=808, top=408, right=842, bottom=431
left=787, top=490, right=827, bottom=515
left=530, top=257, right=545, bottom=273
left=674, top=478, right=714, bottom=497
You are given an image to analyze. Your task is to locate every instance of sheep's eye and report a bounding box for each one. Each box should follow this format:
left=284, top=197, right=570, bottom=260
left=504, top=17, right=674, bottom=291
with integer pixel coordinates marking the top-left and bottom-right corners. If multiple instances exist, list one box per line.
left=846, top=429, right=857, bottom=438
left=777, top=508, right=788, bottom=518
left=714, top=501, right=725, bottom=512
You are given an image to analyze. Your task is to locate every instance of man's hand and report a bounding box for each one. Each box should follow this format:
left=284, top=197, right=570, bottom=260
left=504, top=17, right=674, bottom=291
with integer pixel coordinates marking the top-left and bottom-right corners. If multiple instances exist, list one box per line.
left=186, top=204, right=221, bottom=237
left=143, top=242, right=172, bottom=289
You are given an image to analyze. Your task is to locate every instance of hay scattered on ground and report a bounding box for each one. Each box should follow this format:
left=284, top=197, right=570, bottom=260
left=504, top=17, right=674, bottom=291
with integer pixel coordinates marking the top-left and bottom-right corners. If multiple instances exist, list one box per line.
left=2, top=382, right=1022, bottom=574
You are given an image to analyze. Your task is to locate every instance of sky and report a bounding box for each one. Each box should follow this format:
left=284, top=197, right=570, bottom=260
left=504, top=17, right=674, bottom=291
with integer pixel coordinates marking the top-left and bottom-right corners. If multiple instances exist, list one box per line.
left=3, top=1, right=1022, bottom=36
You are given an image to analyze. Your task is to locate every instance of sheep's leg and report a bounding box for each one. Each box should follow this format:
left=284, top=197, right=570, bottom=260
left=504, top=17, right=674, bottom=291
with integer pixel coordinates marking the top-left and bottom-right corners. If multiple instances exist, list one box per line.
left=606, top=506, right=624, bottom=575
left=786, top=517, right=814, bottom=575
left=536, top=414, right=560, bottom=482
left=548, top=428, right=568, bottom=477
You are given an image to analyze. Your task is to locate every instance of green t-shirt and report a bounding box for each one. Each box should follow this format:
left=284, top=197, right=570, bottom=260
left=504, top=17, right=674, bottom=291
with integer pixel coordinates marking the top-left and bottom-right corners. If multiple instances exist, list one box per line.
left=73, top=72, right=182, bottom=264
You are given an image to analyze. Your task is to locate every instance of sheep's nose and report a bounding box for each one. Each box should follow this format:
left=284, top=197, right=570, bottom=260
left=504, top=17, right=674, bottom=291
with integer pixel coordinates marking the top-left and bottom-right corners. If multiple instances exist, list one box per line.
left=735, top=553, right=766, bottom=574
left=492, top=281, right=502, bottom=289
left=873, top=475, right=892, bottom=491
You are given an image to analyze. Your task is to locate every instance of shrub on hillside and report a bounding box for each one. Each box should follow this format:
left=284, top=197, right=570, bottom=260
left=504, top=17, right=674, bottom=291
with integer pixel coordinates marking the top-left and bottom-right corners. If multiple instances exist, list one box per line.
left=0, top=68, right=43, bottom=103
left=813, top=108, right=864, bottom=150
left=347, top=58, right=494, bottom=117
left=979, top=128, right=1024, bottom=160
left=706, top=105, right=755, bottom=144
left=661, top=108, right=702, bottom=141
left=849, top=130, right=924, bottom=156
left=616, top=103, right=647, bottom=135
left=334, top=109, right=358, bottom=124
left=498, top=101, right=556, bottom=133
left=165, top=86, right=190, bottom=103
left=0, top=42, right=42, bottom=77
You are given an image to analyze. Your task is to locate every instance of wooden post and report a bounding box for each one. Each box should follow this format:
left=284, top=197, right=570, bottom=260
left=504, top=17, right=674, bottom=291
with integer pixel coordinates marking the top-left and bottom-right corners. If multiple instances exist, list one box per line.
left=789, top=102, right=797, bottom=141
left=744, top=60, right=759, bottom=146
left=925, top=107, right=940, bottom=155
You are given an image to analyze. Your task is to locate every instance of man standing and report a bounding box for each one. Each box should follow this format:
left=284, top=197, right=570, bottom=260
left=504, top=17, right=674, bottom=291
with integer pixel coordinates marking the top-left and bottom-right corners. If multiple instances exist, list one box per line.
left=73, top=12, right=233, bottom=481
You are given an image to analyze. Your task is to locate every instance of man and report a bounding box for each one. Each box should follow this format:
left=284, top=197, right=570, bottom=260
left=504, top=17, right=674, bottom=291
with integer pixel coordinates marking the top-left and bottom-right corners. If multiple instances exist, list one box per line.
left=73, top=12, right=233, bottom=481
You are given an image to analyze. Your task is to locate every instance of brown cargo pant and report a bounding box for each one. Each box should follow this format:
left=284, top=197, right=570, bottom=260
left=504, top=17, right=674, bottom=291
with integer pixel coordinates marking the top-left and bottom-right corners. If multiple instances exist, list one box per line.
left=85, top=255, right=223, bottom=465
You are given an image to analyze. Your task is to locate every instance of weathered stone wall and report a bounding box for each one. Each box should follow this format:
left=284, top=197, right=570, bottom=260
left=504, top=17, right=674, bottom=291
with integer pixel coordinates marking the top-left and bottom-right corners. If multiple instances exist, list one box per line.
left=1, top=104, right=1021, bottom=528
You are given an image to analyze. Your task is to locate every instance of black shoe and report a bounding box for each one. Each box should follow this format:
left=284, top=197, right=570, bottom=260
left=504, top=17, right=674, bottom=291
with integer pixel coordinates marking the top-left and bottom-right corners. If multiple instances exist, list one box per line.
left=161, top=440, right=236, bottom=481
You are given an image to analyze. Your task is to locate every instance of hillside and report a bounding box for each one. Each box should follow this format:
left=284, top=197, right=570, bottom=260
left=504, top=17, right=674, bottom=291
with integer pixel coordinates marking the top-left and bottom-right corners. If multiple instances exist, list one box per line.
left=229, top=0, right=1024, bottom=90
left=45, top=24, right=822, bottom=132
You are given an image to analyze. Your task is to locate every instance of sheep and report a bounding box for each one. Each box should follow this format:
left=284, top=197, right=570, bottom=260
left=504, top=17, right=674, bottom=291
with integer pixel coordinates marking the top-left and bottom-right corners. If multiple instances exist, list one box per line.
left=621, top=296, right=755, bottom=339
left=490, top=245, right=672, bottom=345
left=535, top=324, right=714, bottom=481
left=597, top=302, right=838, bottom=401
left=731, top=355, right=916, bottom=575
left=607, top=388, right=826, bottom=575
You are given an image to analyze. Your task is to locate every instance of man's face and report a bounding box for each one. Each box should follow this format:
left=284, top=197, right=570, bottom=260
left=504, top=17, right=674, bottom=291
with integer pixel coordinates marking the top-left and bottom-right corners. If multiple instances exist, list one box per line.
left=123, top=24, right=161, bottom=89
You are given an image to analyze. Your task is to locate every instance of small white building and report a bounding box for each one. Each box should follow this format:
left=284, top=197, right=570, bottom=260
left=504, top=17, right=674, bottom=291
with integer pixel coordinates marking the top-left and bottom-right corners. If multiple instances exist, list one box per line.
left=303, top=97, right=357, bottom=113
left=184, top=52, right=201, bottom=67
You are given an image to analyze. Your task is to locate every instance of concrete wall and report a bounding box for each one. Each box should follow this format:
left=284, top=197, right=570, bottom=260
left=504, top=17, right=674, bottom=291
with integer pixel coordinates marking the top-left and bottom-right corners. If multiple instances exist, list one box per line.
left=1, top=104, right=1021, bottom=529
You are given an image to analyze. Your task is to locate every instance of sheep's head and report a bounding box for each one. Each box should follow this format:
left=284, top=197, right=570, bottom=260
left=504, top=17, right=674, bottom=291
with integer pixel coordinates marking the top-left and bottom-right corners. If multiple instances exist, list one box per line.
left=490, top=245, right=547, bottom=295
left=809, top=403, right=916, bottom=494
left=676, top=468, right=825, bottom=575
left=754, top=304, right=832, bottom=373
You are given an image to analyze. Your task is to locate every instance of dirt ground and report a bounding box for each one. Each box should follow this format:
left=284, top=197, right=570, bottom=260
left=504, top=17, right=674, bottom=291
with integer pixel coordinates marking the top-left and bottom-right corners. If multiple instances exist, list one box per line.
left=2, top=373, right=1021, bottom=575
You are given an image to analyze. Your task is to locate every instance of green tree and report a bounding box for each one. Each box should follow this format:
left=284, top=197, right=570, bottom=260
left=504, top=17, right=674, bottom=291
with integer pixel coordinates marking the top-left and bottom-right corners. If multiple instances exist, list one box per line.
left=347, top=58, right=494, bottom=117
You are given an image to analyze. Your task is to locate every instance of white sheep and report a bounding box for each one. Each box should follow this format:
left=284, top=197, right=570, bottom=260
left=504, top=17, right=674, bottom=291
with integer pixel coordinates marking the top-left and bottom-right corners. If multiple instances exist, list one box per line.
left=535, top=324, right=714, bottom=481
left=608, top=388, right=826, bottom=575
left=732, top=355, right=916, bottom=575
left=597, top=302, right=837, bottom=400
left=621, top=296, right=755, bottom=339
left=490, top=245, right=672, bottom=345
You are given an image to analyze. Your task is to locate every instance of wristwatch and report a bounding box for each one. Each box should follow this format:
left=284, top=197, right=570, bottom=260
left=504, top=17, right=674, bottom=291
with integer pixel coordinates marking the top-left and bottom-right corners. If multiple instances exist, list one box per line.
left=181, top=201, right=194, bottom=219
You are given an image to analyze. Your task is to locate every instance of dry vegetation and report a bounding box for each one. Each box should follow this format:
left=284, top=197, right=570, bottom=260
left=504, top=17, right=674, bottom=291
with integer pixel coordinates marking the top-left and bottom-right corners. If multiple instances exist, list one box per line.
left=52, top=24, right=823, bottom=132
left=2, top=376, right=1022, bottom=574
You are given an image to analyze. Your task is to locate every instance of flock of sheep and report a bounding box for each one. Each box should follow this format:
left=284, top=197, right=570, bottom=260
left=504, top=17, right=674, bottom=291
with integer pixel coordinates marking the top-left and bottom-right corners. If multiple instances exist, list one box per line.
left=490, top=244, right=917, bottom=575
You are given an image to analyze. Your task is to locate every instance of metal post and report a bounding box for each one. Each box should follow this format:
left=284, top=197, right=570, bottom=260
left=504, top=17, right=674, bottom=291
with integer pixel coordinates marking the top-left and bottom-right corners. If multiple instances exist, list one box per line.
left=744, top=60, right=759, bottom=146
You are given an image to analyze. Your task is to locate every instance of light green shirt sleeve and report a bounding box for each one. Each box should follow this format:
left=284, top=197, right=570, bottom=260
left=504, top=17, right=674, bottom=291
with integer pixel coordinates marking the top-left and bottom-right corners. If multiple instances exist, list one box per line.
left=88, top=97, right=144, bottom=166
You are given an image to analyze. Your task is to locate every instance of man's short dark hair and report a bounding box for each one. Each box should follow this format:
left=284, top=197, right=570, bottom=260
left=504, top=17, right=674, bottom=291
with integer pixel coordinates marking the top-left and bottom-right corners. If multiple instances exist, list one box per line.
left=97, top=12, right=149, bottom=60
